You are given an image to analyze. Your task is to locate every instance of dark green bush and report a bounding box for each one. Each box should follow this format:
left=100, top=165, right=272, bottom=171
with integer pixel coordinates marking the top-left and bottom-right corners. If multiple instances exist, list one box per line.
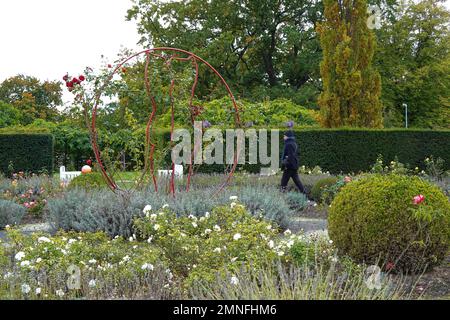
left=329, top=174, right=450, bottom=272
left=0, top=133, right=54, bottom=175
left=310, top=177, right=339, bottom=202
left=68, top=173, right=107, bottom=190
left=0, top=199, right=26, bottom=229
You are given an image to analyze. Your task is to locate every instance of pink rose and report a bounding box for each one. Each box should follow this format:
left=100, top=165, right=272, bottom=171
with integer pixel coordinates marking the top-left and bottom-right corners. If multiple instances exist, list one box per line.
left=413, top=194, right=425, bottom=205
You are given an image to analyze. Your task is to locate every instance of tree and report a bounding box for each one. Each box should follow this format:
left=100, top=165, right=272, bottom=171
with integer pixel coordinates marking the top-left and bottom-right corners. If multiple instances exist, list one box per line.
left=127, top=0, right=323, bottom=106
left=0, top=101, right=22, bottom=128
left=317, top=0, right=383, bottom=128
left=0, top=75, right=62, bottom=124
left=375, top=0, right=450, bottom=128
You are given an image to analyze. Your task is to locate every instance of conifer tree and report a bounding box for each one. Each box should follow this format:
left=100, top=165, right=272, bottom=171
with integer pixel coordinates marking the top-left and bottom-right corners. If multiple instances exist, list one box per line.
left=317, top=0, right=382, bottom=128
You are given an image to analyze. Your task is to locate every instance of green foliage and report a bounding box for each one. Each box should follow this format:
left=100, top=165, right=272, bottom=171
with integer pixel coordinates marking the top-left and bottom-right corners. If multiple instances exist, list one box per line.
left=370, top=154, right=410, bottom=175
left=0, top=230, right=176, bottom=300
left=0, top=101, right=22, bottom=128
left=320, top=176, right=350, bottom=205
left=424, top=156, right=446, bottom=181
left=317, top=0, right=382, bottom=128
left=0, top=133, right=54, bottom=175
left=0, top=200, right=26, bottom=229
left=68, top=173, right=106, bottom=190
left=0, top=75, right=62, bottom=125
left=134, top=202, right=282, bottom=286
left=310, top=176, right=339, bottom=203
left=158, top=97, right=319, bottom=128
left=126, top=0, right=322, bottom=101
left=329, top=174, right=450, bottom=272
left=375, top=0, right=450, bottom=129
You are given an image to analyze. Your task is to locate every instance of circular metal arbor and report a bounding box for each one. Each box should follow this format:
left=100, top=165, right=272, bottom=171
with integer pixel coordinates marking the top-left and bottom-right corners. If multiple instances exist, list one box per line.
left=88, top=48, right=242, bottom=196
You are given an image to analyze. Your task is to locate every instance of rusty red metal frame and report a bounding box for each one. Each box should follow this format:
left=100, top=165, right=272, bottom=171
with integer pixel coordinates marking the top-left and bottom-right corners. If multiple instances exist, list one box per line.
left=89, top=48, right=242, bottom=195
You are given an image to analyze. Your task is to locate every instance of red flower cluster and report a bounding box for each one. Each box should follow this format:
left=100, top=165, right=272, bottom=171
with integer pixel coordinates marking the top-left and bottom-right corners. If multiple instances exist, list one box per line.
left=63, top=74, right=86, bottom=91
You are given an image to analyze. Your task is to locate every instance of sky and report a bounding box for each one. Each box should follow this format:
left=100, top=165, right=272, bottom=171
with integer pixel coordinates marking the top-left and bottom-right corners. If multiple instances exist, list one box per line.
left=0, top=0, right=449, bottom=107
left=0, top=0, right=142, bottom=107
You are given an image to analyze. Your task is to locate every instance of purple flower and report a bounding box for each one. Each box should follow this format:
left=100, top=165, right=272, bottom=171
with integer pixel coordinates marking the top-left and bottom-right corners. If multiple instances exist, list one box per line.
left=286, top=121, right=294, bottom=128
left=202, top=120, right=212, bottom=128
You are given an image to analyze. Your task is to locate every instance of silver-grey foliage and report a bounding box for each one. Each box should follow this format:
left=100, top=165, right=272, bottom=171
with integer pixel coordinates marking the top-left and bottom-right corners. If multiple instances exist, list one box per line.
left=0, top=199, right=26, bottom=229
left=47, top=186, right=306, bottom=237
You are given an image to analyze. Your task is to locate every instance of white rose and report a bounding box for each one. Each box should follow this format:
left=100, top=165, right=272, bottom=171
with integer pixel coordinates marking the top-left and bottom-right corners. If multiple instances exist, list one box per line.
left=143, top=205, right=152, bottom=214
left=15, top=251, right=25, bottom=261
left=230, top=276, right=239, bottom=285
left=21, top=284, right=31, bottom=294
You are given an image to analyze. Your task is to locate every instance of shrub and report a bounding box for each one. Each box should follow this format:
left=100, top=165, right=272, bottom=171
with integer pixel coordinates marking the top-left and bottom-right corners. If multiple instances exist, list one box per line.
left=190, top=259, right=410, bottom=300
left=0, top=133, right=54, bottom=175
left=0, top=174, right=59, bottom=218
left=284, top=192, right=309, bottom=210
left=329, top=174, right=450, bottom=272
left=46, top=190, right=145, bottom=238
left=0, top=229, right=177, bottom=300
left=310, top=177, right=339, bottom=203
left=68, top=173, right=107, bottom=190
left=47, top=185, right=297, bottom=237
left=0, top=200, right=26, bottom=229
left=133, top=202, right=281, bottom=286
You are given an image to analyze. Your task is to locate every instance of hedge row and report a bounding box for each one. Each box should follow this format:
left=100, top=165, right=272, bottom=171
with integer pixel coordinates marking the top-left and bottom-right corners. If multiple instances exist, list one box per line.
left=161, top=128, right=450, bottom=174
left=293, top=129, right=450, bottom=173
left=1, top=128, right=448, bottom=175
left=0, top=134, right=54, bottom=175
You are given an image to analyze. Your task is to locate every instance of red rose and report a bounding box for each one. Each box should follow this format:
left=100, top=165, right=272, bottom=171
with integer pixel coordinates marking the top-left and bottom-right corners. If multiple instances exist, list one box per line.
left=86, top=159, right=92, bottom=166
left=66, top=81, right=74, bottom=88
left=79, top=75, right=85, bottom=81
left=108, top=64, right=112, bottom=68
left=63, top=74, right=69, bottom=81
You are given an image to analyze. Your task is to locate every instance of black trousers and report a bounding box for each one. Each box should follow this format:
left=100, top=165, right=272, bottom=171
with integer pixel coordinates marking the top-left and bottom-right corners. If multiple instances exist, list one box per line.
left=281, top=169, right=306, bottom=193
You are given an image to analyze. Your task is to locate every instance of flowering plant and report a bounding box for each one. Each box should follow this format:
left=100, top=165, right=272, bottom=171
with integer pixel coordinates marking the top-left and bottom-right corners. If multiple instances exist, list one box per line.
left=133, top=200, right=300, bottom=286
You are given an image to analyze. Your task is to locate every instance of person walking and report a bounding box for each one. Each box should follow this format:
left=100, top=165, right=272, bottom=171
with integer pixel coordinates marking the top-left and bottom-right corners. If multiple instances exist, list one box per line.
left=280, top=131, right=306, bottom=194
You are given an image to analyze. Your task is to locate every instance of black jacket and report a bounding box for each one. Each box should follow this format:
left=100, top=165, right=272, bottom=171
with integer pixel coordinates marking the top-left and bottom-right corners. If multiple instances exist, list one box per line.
left=281, top=137, right=299, bottom=170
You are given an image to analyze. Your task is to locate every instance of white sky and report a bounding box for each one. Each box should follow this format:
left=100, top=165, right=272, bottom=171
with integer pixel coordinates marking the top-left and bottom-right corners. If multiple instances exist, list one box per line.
left=0, top=0, right=142, bottom=107
left=0, top=0, right=449, bottom=108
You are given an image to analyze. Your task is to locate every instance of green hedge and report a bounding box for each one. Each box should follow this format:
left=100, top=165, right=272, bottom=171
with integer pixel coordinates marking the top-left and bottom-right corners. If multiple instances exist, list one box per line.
left=163, top=128, right=450, bottom=174
left=293, top=129, right=450, bottom=173
left=1, top=127, right=448, bottom=175
left=0, top=133, right=54, bottom=174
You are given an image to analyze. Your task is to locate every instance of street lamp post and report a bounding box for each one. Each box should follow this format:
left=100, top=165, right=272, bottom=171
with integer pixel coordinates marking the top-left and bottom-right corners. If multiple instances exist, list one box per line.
left=403, top=103, right=408, bottom=128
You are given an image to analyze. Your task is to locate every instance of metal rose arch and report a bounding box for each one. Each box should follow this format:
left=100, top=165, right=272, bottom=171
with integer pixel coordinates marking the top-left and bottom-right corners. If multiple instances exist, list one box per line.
left=89, top=48, right=242, bottom=196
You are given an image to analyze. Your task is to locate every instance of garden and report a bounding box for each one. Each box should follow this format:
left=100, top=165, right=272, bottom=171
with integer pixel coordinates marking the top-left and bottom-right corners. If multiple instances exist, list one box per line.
left=0, top=0, right=449, bottom=302
left=0, top=153, right=449, bottom=300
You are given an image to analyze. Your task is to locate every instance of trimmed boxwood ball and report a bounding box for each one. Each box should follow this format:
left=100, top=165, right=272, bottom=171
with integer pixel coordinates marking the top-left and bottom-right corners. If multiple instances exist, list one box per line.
left=328, top=174, right=450, bottom=273
left=68, top=172, right=106, bottom=190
